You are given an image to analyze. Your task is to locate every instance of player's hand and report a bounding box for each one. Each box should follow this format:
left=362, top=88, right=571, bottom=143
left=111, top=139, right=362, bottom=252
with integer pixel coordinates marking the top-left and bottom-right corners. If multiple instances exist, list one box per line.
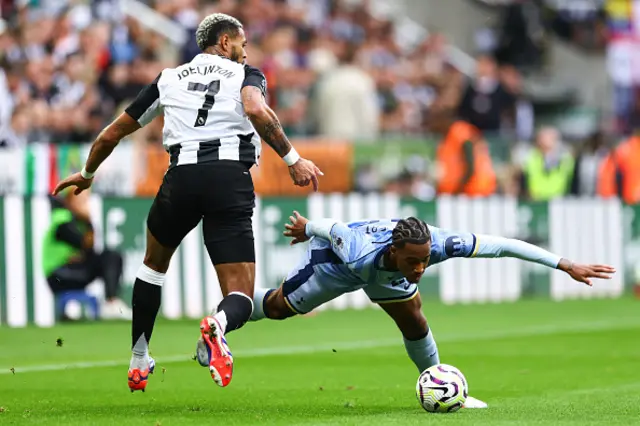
left=288, top=158, right=324, bottom=192
left=558, top=259, right=616, bottom=286
left=52, top=173, right=93, bottom=196
left=283, top=210, right=310, bottom=245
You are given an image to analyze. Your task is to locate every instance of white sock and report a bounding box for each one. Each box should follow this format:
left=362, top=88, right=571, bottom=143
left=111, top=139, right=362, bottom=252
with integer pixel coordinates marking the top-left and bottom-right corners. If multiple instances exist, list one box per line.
left=132, top=334, right=149, bottom=357
left=214, top=310, right=228, bottom=335
left=403, top=330, right=440, bottom=373
left=131, top=335, right=151, bottom=370
left=250, top=288, right=273, bottom=321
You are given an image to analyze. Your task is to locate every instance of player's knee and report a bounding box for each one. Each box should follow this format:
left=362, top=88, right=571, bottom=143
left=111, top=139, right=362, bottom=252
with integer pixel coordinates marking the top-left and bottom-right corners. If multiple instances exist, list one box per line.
left=143, top=240, right=174, bottom=272
left=143, top=229, right=176, bottom=273
left=143, top=254, right=171, bottom=274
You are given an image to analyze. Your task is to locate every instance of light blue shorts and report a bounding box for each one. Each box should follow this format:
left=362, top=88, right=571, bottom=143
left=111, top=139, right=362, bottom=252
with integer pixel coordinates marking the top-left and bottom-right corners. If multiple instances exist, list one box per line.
left=280, top=247, right=418, bottom=314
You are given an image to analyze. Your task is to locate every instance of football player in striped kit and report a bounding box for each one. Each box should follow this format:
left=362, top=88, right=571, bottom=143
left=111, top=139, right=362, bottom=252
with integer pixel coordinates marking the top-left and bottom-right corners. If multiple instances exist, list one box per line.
left=244, top=212, right=615, bottom=408
left=53, top=13, right=323, bottom=391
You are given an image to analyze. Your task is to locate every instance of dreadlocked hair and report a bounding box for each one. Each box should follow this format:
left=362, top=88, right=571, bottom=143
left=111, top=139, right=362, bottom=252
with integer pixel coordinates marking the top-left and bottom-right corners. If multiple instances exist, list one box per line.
left=392, top=217, right=431, bottom=248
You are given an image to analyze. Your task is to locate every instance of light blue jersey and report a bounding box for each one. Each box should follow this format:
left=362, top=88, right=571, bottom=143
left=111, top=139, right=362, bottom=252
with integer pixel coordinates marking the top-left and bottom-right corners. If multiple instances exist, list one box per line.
left=281, top=217, right=562, bottom=314
left=281, top=218, right=479, bottom=313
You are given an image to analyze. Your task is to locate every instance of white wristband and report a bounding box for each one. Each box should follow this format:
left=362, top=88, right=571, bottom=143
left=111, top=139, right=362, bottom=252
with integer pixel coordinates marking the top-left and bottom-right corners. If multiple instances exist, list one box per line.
left=282, top=147, right=300, bottom=166
left=80, top=167, right=95, bottom=179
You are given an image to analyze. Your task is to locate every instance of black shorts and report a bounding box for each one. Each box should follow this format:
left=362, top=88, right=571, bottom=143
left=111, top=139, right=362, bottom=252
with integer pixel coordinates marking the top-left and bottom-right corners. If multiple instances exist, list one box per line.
left=147, top=161, right=255, bottom=264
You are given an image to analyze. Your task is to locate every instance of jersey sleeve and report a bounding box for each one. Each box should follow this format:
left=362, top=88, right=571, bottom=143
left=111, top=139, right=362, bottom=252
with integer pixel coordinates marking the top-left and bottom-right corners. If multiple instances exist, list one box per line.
left=242, top=64, right=267, bottom=98
left=124, top=72, right=163, bottom=127
left=305, top=219, right=368, bottom=264
left=428, top=226, right=478, bottom=265
left=441, top=231, right=478, bottom=259
left=431, top=225, right=562, bottom=268
left=472, top=235, right=561, bottom=268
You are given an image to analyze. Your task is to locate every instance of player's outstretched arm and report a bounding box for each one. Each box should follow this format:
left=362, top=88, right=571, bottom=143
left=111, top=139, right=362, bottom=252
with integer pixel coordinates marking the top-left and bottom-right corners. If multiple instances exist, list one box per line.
left=283, top=211, right=358, bottom=263
left=241, top=85, right=323, bottom=191
left=52, top=113, right=141, bottom=196
left=473, top=235, right=616, bottom=286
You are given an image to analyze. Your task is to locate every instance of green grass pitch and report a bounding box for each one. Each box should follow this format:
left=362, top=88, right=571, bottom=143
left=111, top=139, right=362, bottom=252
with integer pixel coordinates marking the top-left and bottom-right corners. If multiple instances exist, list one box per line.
left=1, top=297, right=639, bottom=425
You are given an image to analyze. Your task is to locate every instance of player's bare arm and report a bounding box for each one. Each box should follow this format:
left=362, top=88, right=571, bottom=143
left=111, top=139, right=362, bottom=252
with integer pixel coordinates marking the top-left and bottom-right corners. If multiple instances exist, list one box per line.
left=52, top=113, right=140, bottom=196
left=241, top=85, right=323, bottom=191
left=84, top=113, right=140, bottom=175
left=241, top=86, right=290, bottom=156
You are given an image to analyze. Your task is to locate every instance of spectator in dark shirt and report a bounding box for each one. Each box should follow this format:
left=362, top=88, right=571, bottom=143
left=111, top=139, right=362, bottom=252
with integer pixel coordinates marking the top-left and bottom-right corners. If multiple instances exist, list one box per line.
left=495, top=0, right=546, bottom=71
left=457, top=54, right=516, bottom=134
left=571, top=130, right=616, bottom=197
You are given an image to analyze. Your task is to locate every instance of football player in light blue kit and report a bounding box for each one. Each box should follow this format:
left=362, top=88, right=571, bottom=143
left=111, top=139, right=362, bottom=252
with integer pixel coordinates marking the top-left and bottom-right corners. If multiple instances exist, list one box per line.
left=247, top=212, right=616, bottom=409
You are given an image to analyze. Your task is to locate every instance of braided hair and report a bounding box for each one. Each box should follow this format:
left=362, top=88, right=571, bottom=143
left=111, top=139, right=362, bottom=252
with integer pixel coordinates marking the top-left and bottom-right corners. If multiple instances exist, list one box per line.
left=392, top=217, right=431, bottom=248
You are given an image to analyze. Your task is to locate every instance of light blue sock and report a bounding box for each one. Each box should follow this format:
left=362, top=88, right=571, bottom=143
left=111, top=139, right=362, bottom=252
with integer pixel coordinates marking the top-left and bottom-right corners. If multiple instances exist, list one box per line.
left=250, top=288, right=274, bottom=321
left=403, top=330, right=440, bottom=373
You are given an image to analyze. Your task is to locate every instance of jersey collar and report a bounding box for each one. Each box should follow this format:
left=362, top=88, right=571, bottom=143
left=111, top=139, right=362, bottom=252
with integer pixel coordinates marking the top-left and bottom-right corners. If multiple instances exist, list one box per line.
left=193, top=53, right=234, bottom=63
left=374, top=244, right=397, bottom=272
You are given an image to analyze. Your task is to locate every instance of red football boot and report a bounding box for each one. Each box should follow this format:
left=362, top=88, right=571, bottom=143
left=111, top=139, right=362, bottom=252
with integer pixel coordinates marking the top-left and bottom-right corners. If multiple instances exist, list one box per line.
left=199, top=316, right=233, bottom=387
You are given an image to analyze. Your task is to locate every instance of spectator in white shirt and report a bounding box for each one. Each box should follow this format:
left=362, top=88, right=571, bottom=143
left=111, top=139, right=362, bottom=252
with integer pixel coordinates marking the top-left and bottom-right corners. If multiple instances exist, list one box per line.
left=314, top=43, right=380, bottom=140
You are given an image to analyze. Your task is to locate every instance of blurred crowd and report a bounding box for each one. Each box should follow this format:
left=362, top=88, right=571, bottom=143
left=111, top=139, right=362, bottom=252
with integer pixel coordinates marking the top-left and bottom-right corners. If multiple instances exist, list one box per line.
left=0, top=0, right=638, bottom=204
left=0, top=0, right=527, bottom=147
left=0, top=0, right=164, bottom=147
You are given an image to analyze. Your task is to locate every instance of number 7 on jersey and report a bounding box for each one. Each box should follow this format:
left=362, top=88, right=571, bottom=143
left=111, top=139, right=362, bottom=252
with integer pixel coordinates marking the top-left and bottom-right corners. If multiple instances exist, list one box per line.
left=187, top=80, right=221, bottom=127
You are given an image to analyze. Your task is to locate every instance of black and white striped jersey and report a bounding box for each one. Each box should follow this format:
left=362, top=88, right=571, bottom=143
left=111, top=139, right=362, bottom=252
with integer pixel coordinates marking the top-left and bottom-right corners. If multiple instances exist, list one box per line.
left=124, top=54, right=267, bottom=168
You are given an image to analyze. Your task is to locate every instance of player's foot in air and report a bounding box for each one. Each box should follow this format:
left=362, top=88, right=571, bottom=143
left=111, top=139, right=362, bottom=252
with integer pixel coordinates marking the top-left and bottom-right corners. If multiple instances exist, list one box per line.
left=199, top=316, right=233, bottom=387
left=463, top=395, right=488, bottom=409
left=128, top=355, right=155, bottom=392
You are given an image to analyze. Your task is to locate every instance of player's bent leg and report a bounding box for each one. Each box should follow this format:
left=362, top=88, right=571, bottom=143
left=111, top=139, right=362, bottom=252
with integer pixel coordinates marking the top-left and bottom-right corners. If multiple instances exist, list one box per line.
left=198, top=232, right=255, bottom=387
left=377, top=293, right=441, bottom=372
left=198, top=261, right=253, bottom=387
left=250, top=249, right=343, bottom=322
left=378, top=294, right=487, bottom=409
left=252, top=247, right=338, bottom=321
left=250, top=286, right=299, bottom=321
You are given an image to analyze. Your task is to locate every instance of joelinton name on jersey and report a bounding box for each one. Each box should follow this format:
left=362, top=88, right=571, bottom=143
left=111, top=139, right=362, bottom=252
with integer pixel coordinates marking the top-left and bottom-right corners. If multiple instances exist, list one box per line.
left=125, top=53, right=267, bottom=168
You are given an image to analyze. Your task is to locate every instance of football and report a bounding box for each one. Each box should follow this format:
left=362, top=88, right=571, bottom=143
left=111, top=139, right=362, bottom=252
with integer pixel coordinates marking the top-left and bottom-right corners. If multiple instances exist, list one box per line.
left=416, top=364, right=468, bottom=413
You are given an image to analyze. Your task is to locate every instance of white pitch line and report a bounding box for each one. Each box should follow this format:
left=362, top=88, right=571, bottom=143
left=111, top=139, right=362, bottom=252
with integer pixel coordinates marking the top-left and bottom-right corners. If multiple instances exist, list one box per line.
left=493, top=381, right=640, bottom=404
left=1, top=318, right=638, bottom=375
